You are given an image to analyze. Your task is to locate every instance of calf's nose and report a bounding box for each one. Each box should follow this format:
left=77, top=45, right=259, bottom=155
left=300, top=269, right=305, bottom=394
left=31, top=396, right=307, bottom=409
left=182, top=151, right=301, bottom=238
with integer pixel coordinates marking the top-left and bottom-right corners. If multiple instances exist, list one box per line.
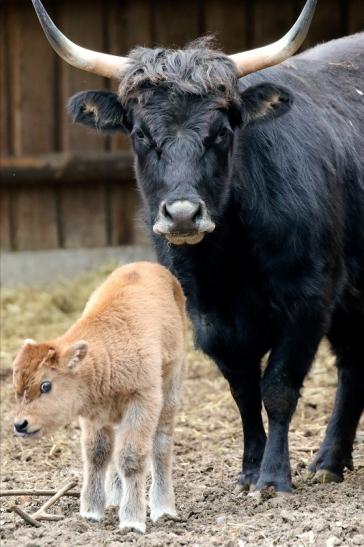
left=164, top=200, right=202, bottom=231
left=14, top=419, right=28, bottom=433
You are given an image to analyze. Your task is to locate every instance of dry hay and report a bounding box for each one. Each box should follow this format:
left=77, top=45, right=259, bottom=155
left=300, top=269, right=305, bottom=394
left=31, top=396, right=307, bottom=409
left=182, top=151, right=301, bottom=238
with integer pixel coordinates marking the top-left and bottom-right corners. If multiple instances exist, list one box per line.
left=0, top=265, right=363, bottom=547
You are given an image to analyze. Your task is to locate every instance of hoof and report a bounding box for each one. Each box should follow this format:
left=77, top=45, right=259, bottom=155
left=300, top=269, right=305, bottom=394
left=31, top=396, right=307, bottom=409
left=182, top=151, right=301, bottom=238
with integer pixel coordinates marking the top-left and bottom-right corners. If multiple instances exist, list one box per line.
left=313, top=469, right=343, bottom=484
left=255, top=477, right=292, bottom=494
left=80, top=510, right=104, bottom=522
left=276, top=490, right=293, bottom=497
left=308, top=448, right=353, bottom=478
left=234, top=482, right=247, bottom=494
left=247, top=487, right=292, bottom=503
left=119, top=519, right=146, bottom=533
left=235, top=470, right=260, bottom=492
left=305, top=470, right=316, bottom=480
left=151, top=508, right=179, bottom=523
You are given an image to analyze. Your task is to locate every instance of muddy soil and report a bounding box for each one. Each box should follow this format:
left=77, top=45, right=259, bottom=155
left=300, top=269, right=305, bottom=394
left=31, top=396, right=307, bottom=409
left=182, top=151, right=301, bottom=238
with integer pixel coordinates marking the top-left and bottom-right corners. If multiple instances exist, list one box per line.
left=1, top=268, right=363, bottom=547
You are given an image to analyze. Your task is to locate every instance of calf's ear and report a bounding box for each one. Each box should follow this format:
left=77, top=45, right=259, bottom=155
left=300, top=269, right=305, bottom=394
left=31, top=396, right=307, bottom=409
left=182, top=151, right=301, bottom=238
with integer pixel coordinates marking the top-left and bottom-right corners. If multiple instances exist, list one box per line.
left=68, top=90, right=129, bottom=133
left=240, top=83, right=293, bottom=126
left=23, top=338, right=36, bottom=346
left=65, top=341, right=88, bottom=370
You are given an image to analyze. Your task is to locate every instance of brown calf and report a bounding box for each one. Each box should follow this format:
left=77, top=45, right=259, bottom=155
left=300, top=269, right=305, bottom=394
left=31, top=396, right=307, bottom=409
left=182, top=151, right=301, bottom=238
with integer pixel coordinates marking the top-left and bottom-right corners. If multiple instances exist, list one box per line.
left=12, top=262, right=186, bottom=533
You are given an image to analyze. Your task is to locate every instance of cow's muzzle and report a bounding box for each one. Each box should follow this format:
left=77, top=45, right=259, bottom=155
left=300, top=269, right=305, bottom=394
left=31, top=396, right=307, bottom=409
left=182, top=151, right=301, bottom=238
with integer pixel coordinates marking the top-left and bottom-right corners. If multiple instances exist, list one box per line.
left=153, top=200, right=215, bottom=245
left=13, top=419, right=42, bottom=438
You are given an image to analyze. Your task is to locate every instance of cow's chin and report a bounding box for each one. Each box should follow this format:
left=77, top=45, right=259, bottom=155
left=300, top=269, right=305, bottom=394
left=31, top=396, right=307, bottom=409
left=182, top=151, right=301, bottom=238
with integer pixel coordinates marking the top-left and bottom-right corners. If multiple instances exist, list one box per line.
left=14, top=428, right=43, bottom=440
left=165, top=233, right=206, bottom=245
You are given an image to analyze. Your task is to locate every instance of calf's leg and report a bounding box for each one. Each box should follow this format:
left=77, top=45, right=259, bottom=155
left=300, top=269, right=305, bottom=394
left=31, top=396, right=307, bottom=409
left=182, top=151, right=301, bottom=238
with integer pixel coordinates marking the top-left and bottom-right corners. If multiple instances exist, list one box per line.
left=105, top=461, right=123, bottom=507
left=115, top=389, right=162, bottom=533
left=149, top=357, right=184, bottom=521
left=79, top=420, right=114, bottom=521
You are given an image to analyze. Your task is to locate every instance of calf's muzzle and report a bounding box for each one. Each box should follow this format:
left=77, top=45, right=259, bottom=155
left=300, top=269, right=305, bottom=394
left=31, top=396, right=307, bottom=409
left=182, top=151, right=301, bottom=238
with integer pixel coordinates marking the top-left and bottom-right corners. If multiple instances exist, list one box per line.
left=13, top=418, right=41, bottom=438
left=14, top=419, right=28, bottom=433
left=153, top=199, right=215, bottom=245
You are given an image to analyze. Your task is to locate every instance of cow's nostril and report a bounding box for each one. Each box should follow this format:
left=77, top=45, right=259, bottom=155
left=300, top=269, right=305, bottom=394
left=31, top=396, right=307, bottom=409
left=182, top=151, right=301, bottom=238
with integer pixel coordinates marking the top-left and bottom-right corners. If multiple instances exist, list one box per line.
left=14, top=419, right=28, bottom=432
left=162, top=201, right=173, bottom=220
left=192, top=202, right=202, bottom=223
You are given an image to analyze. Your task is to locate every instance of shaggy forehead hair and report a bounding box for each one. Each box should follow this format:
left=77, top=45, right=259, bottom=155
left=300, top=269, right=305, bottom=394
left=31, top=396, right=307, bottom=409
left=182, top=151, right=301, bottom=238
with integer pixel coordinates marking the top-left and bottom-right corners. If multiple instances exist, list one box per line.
left=118, top=38, right=239, bottom=106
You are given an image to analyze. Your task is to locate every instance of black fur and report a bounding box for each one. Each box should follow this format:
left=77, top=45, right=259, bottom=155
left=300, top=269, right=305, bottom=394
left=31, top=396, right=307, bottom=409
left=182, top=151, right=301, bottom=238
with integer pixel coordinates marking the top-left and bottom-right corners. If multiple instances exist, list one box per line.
left=69, top=34, right=364, bottom=490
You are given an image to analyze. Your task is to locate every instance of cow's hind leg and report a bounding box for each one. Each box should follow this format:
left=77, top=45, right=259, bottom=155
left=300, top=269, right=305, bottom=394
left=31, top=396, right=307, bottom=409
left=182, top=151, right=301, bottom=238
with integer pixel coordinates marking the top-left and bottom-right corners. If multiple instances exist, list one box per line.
left=309, top=306, right=364, bottom=482
left=149, top=357, right=184, bottom=522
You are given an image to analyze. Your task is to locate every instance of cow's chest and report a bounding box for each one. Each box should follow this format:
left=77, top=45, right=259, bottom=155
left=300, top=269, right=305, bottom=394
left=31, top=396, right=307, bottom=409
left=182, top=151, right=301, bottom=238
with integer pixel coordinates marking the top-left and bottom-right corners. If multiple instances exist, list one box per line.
left=177, top=249, right=273, bottom=362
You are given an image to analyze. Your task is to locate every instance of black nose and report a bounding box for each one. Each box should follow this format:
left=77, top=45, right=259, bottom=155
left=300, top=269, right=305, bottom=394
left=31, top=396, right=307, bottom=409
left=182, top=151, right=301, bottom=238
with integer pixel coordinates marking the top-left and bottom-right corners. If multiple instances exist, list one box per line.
left=14, top=419, right=28, bottom=433
left=163, top=200, right=202, bottom=231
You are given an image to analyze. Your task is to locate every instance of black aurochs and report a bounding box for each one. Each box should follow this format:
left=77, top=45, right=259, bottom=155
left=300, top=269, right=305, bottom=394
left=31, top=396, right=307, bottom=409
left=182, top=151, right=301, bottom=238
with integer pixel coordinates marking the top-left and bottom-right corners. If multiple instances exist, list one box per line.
left=31, top=0, right=364, bottom=493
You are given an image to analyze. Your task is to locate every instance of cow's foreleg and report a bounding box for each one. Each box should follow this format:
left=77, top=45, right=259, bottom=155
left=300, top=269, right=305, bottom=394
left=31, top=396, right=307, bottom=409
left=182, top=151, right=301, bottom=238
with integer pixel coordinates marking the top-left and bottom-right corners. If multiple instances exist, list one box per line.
left=256, top=311, right=325, bottom=492
left=219, top=360, right=266, bottom=490
left=79, top=420, right=114, bottom=521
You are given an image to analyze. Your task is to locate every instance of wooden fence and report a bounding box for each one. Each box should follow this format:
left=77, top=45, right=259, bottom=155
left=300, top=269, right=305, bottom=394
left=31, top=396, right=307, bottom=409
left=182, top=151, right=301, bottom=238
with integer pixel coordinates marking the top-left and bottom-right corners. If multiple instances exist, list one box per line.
left=1, top=0, right=363, bottom=251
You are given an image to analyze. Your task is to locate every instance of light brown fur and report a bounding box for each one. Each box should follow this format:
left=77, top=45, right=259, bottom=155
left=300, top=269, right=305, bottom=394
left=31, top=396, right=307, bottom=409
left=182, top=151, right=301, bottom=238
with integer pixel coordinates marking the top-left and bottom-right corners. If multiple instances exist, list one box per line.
left=12, top=262, right=186, bottom=533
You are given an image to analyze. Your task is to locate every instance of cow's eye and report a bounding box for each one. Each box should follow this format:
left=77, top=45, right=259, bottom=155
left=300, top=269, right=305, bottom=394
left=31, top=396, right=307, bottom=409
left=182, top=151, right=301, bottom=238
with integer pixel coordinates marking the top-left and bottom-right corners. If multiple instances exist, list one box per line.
left=216, top=127, right=229, bottom=141
left=40, top=381, right=52, bottom=394
left=134, top=128, right=145, bottom=140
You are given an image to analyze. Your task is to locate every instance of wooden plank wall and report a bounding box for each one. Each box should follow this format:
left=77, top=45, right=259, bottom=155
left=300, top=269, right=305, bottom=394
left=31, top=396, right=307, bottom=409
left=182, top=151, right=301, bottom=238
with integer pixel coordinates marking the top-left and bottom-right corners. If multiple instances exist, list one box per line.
left=1, top=0, right=363, bottom=251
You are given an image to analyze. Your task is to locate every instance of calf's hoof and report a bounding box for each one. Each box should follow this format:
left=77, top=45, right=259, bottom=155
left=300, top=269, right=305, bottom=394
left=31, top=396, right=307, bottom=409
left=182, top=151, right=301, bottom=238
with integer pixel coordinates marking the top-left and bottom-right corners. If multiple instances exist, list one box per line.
left=80, top=509, right=104, bottom=522
left=150, top=506, right=179, bottom=523
left=119, top=519, right=146, bottom=534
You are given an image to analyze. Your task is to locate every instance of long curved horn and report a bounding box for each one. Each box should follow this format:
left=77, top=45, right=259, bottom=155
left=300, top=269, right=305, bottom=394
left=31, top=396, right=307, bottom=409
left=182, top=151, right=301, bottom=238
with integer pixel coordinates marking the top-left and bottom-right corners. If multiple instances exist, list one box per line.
left=31, top=0, right=129, bottom=79
left=230, top=0, right=317, bottom=76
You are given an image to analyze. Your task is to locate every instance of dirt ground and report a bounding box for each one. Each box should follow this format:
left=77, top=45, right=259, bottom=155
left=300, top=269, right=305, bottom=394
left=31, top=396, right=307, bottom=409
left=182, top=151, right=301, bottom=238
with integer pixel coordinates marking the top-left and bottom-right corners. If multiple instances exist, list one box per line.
left=1, top=265, right=363, bottom=547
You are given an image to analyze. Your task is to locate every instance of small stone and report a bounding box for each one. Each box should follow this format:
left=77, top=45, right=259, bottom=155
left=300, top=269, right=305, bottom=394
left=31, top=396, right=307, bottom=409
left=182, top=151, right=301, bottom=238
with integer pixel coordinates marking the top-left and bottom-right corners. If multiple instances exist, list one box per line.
left=297, top=530, right=315, bottom=545
left=312, top=518, right=328, bottom=532
left=326, top=536, right=341, bottom=547
left=216, top=515, right=227, bottom=525
left=352, top=534, right=364, bottom=546
left=281, top=509, right=295, bottom=523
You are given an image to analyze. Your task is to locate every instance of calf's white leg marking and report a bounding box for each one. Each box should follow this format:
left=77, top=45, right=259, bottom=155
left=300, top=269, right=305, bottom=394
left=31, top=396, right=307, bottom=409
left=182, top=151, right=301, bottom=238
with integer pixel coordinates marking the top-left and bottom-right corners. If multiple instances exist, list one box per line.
left=79, top=420, right=113, bottom=521
left=149, top=358, right=184, bottom=522
left=115, top=389, right=162, bottom=532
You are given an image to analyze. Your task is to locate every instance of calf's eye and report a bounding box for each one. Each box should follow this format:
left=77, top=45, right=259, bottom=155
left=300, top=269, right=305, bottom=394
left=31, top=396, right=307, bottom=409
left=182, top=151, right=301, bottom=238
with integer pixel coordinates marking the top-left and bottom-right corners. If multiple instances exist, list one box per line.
left=40, top=381, right=52, bottom=394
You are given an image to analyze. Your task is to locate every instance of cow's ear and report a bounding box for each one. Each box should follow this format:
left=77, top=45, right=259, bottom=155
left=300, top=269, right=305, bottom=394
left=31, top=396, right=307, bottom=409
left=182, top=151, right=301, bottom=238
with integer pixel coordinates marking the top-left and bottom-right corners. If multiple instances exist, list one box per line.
left=64, top=341, right=88, bottom=370
left=68, top=90, right=130, bottom=133
left=239, top=83, right=292, bottom=126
